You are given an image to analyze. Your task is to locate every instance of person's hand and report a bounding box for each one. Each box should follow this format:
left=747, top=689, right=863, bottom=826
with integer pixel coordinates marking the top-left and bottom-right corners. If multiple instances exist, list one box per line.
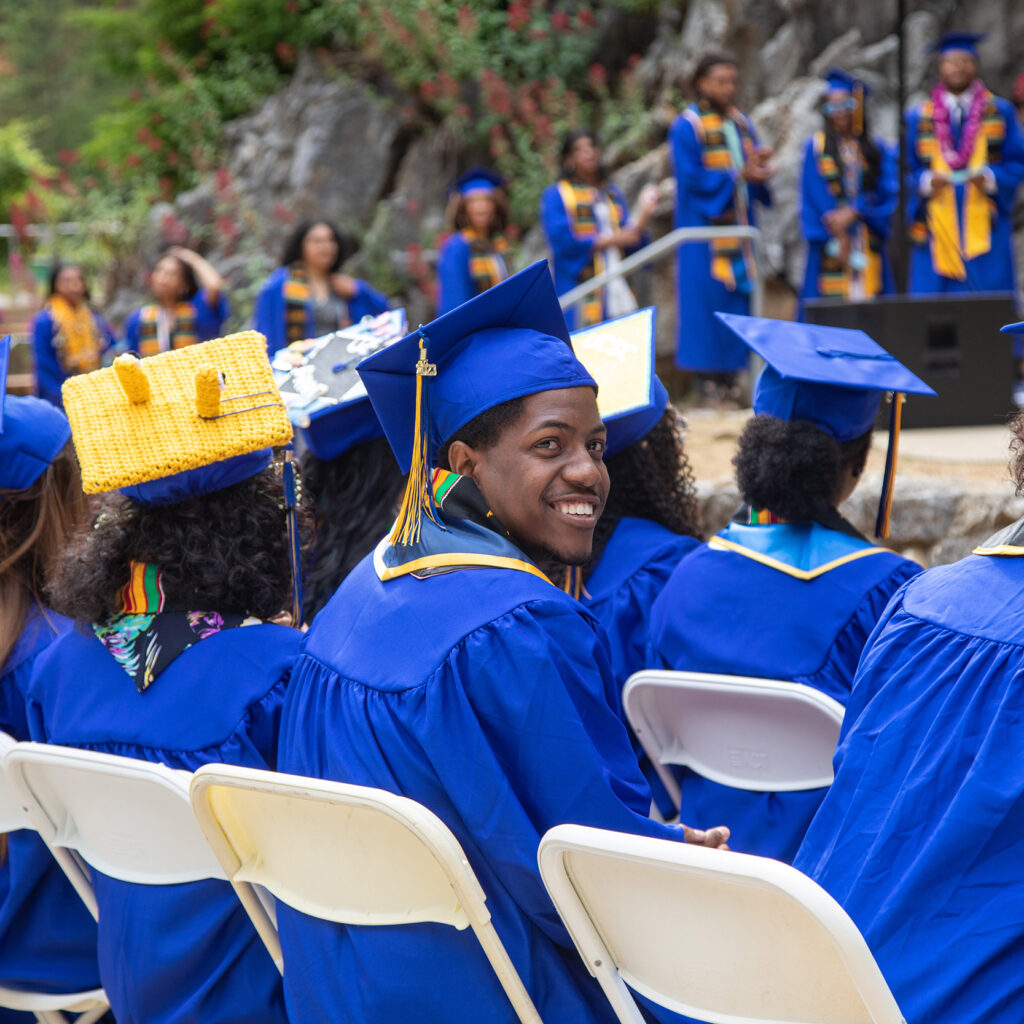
left=741, top=145, right=775, bottom=183
left=638, top=183, right=661, bottom=215
left=967, top=168, right=991, bottom=190
left=930, top=174, right=952, bottom=195
left=681, top=823, right=730, bottom=849
left=329, top=273, right=359, bottom=299
left=168, top=245, right=198, bottom=264
left=823, top=206, right=858, bottom=236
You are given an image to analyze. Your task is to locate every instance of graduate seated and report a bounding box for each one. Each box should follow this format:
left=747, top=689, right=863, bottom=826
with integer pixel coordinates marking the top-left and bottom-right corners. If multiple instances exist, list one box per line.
left=649, top=314, right=933, bottom=863
left=793, top=319, right=1024, bottom=1024
left=28, top=335, right=303, bottom=1024
left=275, top=262, right=728, bottom=1024
left=0, top=337, right=102, bottom=1009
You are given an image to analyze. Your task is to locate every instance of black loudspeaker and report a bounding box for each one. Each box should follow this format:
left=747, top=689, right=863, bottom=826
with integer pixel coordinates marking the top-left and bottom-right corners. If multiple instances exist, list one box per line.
left=802, top=293, right=1019, bottom=428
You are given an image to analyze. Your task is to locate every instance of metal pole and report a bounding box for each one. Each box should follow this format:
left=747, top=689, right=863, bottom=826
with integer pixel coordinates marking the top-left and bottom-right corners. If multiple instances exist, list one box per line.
left=895, top=0, right=908, bottom=292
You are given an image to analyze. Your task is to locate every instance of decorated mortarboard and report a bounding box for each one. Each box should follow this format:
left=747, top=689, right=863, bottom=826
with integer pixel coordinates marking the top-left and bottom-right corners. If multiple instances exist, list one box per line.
left=930, top=31, right=986, bottom=56
left=358, top=259, right=595, bottom=546
left=714, top=313, right=936, bottom=538
left=570, top=307, right=669, bottom=458
left=450, top=167, right=505, bottom=197
left=271, top=309, right=407, bottom=461
left=0, top=335, right=72, bottom=493
left=62, top=332, right=303, bottom=622
left=824, top=67, right=870, bottom=96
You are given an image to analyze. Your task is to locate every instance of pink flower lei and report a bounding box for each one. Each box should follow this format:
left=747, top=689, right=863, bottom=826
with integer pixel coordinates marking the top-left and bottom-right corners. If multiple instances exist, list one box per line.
left=930, top=79, right=989, bottom=171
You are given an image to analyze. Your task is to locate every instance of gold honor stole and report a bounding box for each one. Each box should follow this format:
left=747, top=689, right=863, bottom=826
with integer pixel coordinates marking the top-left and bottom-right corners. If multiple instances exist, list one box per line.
left=283, top=265, right=313, bottom=344
left=813, top=131, right=883, bottom=299
left=46, top=295, right=104, bottom=375
left=916, top=97, right=1004, bottom=280
left=683, top=106, right=756, bottom=292
left=462, top=230, right=510, bottom=296
left=555, top=179, right=622, bottom=327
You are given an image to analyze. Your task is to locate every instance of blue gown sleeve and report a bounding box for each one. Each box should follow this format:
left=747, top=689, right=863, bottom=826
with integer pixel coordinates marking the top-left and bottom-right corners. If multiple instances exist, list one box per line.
left=800, top=138, right=833, bottom=243
left=123, top=309, right=142, bottom=355
left=437, top=235, right=477, bottom=315
left=904, top=108, right=928, bottom=224
left=669, top=114, right=738, bottom=220
left=348, top=279, right=390, bottom=322
left=194, top=288, right=229, bottom=340
left=253, top=270, right=287, bottom=355
left=990, top=97, right=1024, bottom=217
left=746, top=122, right=772, bottom=209
left=30, top=311, right=64, bottom=407
left=856, top=140, right=898, bottom=239
left=539, top=183, right=596, bottom=284
left=94, top=310, right=118, bottom=353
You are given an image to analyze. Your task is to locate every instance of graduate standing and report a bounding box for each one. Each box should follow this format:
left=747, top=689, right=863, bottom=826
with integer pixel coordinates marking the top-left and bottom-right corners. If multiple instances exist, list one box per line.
left=649, top=315, right=932, bottom=863
left=794, top=321, right=1024, bottom=1024
left=29, top=334, right=301, bottom=1024
left=906, top=32, right=1024, bottom=295
left=669, top=53, right=773, bottom=402
left=275, top=263, right=728, bottom=1024
left=540, top=131, right=657, bottom=330
left=254, top=221, right=389, bottom=355
left=123, top=248, right=229, bottom=355
left=31, top=264, right=117, bottom=407
left=799, top=69, right=897, bottom=314
left=0, top=337, right=102, bottom=1009
left=436, top=168, right=511, bottom=315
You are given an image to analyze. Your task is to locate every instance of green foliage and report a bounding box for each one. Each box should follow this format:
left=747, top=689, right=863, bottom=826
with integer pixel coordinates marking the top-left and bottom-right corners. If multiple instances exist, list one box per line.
left=0, top=121, right=53, bottom=216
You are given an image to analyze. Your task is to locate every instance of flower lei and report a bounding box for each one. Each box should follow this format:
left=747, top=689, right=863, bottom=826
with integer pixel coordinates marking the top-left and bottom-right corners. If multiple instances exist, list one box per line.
left=930, top=80, right=988, bottom=171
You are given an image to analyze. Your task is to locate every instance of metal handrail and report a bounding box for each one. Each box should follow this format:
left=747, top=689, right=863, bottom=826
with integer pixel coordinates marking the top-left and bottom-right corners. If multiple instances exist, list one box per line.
left=557, top=224, right=765, bottom=319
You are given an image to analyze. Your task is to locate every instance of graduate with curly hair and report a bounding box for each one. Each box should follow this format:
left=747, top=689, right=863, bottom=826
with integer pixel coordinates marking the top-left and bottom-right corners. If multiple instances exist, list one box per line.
left=28, top=336, right=304, bottom=1024
left=649, top=314, right=933, bottom=861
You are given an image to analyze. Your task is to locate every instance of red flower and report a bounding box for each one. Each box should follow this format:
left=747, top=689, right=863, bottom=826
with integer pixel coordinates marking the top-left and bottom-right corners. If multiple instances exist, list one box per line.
left=528, top=27, right=547, bottom=41
left=159, top=177, right=174, bottom=198
left=587, top=63, right=608, bottom=91
left=273, top=203, right=294, bottom=224
left=275, top=41, right=296, bottom=63
left=456, top=4, right=476, bottom=35
left=551, top=11, right=570, bottom=31
left=128, top=89, right=142, bottom=103
left=215, top=167, right=232, bottom=192
left=57, top=148, right=80, bottom=166
left=419, top=79, right=440, bottom=103
left=125, top=153, right=142, bottom=168
left=506, top=1, right=529, bottom=32
left=437, top=71, right=458, bottom=99
left=454, top=102, right=471, bottom=119
left=628, top=53, right=643, bottom=69
left=165, top=151, right=181, bottom=168
left=284, top=0, right=299, bottom=11
left=216, top=214, right=238, bottom=239
left=577, top=7, right=597, bottom=28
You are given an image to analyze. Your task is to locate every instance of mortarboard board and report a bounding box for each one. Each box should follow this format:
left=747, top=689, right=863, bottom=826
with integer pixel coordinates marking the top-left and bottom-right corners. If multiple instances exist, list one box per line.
left=570, top=307, right=669, bottom=458
left=999, top=321, right=1024, bottom=335
left=930, top=32, right=985, bottom=56
left=450, top=167, right=505, bottom=197
left=824, top=67, right=871, bottom=96
left=714, top=313, right=936, bottom=538
left=0, top=335, right=73, bottom=493
left=358, top=260, right=595, bottom=546
left=272, top=310, right=408, bottom=462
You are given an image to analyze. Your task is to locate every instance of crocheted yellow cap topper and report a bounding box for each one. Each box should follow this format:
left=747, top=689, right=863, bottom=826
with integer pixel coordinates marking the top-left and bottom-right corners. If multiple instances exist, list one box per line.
left=62, top=331, right=293, bottom=494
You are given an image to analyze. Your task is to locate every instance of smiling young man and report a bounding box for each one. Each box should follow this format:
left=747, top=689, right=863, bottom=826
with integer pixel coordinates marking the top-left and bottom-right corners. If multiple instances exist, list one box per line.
left=275, top=262, right=727, bottom=1024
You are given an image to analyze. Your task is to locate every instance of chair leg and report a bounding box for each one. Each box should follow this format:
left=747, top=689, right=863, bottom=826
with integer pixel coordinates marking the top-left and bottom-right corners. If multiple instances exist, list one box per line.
left=470, top=920, right=543, bottom=1024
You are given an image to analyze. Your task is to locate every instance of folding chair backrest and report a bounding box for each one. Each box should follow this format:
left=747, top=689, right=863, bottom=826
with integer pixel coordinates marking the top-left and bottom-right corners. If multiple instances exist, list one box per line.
left=191, top=764, right=543, bottom=1024
left=5, top=743, right=224, bottom=885
left=623, top=670, right=844, bottom=800
left=539, top=824, right=905, bottom=1024
left=0, top=732, right=32, bottom=832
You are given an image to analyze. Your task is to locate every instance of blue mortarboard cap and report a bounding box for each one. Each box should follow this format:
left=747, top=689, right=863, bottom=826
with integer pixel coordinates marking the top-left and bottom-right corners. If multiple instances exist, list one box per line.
left=359, top=261, right=595, bottom=545
left=571, top=308, right=669, bottom=458
left=999, top=321, right=1024, bottom=334
left=0, top=336, right=72, bottom=492
left=120, top=449, right=273, bottom=505
left=931, top=32, right=985, bottom=56
left=715, top=313, right=936, bottom=538
left=824, top=67, right=870, bottom=96
left=359, top=260, right=593, bottom=473
left=451, top=167, right=504, bottom=197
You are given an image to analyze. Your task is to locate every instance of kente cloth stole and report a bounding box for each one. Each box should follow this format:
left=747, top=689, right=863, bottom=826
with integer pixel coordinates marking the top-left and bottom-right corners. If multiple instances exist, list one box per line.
left=684, top=105, right=756, bottom=294
left=137, top=302, right=198, bottom=356
left=462, top=230, right=510, bottom=296
left=911, top=89, right=1004, bottom=280
left=555, top=179, right=624, bottom=326
left=746, top=506, right=788, bottom=526
left=283, top=263, right=313, bottom=344
left=46, top=296, right=103, bottom=375
left=93, top=560, right=258, bottom=693
left=813, top=131, right=884, bottom=299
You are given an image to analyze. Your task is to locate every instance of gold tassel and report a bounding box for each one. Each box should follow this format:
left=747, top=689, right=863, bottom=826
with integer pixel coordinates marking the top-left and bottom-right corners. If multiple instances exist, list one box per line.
left=389, top=332, right=438, bottom=547
left=853, top=83, right=864, bottom=138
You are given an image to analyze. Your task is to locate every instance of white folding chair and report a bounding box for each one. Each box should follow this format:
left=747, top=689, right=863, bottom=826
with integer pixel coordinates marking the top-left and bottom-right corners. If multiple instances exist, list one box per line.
left=623, top=669, right=844, bottom=811
left=190, top=763, right=543, bottom=1024
left=0, top=736, right=108, bottom=1024
left=539, top=823, right=905, bottom=1024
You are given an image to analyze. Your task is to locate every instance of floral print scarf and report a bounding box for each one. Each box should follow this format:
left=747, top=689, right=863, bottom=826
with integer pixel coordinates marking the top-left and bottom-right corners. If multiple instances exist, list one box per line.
left=93, top=561, right=260, bottom=692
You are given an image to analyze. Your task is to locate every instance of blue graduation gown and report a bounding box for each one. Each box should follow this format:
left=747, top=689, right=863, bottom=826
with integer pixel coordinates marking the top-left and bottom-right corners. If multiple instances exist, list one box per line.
left=27, top=624, right=302, bottom=1024
left=123, top=288, right=230, bottom=353
left=276, top=549, right=688, bottom=1024
left=539, top=181, right=642, bottom=331
left=253, top=266, right=390, bottom=354
left=30, top=308, right=117, bottom=408
left=798, top=135, right=897, bottom=313
left=581, top=518, right=700, bottom=693
left=794, top=541, right=1024, bottom=1024
left=668, top=107, right=770, bottom=372
left=0, top=607, right=101, bottom=999
left=648, top=521, right=920, bottom=862
left=906, top=95, right=1024, bottom=295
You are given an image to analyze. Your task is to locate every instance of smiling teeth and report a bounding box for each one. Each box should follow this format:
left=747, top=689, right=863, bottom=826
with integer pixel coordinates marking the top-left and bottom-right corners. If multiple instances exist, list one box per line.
left=557, top=502, right=594, bottom=516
